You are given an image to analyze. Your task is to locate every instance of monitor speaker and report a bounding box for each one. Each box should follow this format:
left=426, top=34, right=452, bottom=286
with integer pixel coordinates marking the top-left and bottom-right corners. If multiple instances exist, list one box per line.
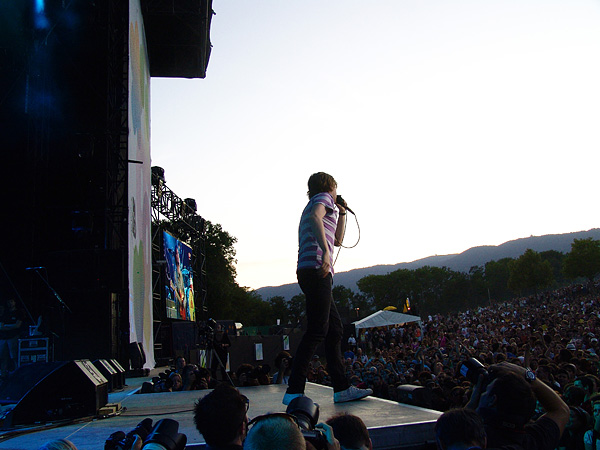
left=93, top=359, right=118, bottom=392
left=109, top=359, right=126, bottom=389
left=396, top=384, right=432, bottom=408
left=0, top=360, right=108, bottom=429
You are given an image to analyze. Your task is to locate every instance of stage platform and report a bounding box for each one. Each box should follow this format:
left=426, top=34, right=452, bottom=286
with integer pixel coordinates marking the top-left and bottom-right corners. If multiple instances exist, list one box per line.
left=0, top=371, right=441, bottom=450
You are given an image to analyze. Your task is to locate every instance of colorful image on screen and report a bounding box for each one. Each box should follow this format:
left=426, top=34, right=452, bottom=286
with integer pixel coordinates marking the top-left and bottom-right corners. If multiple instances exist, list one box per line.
left=163, top=231, right=195, bottom=321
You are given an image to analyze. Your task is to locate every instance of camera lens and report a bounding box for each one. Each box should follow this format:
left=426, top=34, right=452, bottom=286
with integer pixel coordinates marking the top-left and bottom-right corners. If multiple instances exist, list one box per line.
left=144, top=419, right=187, bottom=450
left=458, top=357, right=488, bottom=384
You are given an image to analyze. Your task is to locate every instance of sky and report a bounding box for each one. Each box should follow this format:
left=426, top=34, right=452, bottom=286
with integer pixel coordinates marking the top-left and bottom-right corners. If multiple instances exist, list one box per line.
left=150, top=0, right=600, bottom=291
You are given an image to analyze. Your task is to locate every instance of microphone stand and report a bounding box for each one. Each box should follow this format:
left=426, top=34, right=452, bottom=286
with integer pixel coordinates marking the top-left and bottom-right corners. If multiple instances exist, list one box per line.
left=31, top=268, right=71, bottom=361
left=0, top=260, right=36, bottom=325
left=33, top=269, right=72, bottom=314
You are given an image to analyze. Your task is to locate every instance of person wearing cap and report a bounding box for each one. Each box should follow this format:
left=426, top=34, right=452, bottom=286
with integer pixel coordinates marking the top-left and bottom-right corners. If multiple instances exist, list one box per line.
left=311, top=355, right=322, bottom=370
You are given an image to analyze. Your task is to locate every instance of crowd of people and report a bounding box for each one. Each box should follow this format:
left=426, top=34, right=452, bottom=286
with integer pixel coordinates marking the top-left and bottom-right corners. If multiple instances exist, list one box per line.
left=35, top=280, right=600, bottom=450
left=43, top=355, right=579, bottom=450
left=124, top=280, right=600, bottom=450
left=139, top=355, right=221, bottom=393
left=162, top=282, right=600, bottom=409
left=337, top=281, right=600, bottom=412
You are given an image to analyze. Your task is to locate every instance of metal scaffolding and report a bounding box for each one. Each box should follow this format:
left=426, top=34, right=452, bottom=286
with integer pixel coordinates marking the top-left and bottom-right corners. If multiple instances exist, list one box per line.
left=150, top=171, right=207, bottom=321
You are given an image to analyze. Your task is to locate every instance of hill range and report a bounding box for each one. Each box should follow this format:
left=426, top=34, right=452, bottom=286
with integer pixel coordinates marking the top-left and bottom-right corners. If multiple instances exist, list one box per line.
left=254, top=228, right=600, bottom=301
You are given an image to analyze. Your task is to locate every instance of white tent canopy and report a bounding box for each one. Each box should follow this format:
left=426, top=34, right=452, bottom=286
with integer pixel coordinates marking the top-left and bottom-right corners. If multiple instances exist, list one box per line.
left=352, top=310, right=421, bottom=332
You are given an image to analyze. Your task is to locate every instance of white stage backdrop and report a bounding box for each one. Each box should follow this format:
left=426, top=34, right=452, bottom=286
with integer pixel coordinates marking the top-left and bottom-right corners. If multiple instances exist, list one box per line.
left=128, top=0, right=154, bottom=369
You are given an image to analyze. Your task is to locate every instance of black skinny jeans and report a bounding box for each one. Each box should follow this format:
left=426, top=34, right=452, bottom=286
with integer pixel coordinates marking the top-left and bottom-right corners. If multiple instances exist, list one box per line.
left=287, top=269, right=349, bottom=394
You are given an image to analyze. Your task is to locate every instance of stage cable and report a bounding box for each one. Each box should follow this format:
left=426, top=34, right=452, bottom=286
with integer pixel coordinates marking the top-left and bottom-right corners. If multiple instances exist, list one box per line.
left=119, top=408, right=195, bottom=417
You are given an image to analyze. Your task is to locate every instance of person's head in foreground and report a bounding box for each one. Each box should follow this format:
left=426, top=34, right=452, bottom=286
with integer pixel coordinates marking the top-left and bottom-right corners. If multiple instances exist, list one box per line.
left=435, top=408, right=486, bottom=450
left=326, top=413, right=372, bottom=450
left=194, top=384, right=248, bottom=448
left=244, top=414, right=305, bottom=450
left=38, top=439, right=78, bottom=450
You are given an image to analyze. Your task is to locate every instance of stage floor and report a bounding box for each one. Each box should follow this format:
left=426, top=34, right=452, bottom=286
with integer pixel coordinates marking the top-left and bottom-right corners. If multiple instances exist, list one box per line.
left=0, top=371, right=441, bottom=450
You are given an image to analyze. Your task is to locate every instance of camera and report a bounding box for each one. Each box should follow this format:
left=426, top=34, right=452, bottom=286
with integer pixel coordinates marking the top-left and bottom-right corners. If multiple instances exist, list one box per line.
left=105, top=418, right=186, bottom=450
left=252, top=364, right=271, bottom=378
left=457, top=357, right=489, bottom=385
left=275, top=352, right=293, bottom=369
left=206, top=318, right=218, bottom=331
left=144, top=419, right=187, bottom=450
left=286, top=396, right=328, bottom=450
left=198, top=318, right=219, bottom=348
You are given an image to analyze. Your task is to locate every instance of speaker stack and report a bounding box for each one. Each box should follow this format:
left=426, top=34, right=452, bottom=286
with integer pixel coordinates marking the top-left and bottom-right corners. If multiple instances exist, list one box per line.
left=0, top=360, right=108, bottom=429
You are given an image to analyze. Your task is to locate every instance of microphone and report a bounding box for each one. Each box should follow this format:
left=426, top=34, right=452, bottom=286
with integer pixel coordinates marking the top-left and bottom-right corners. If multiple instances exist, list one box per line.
left=336, top=195, right=355, bottom=215
left=25, top=266, right=45, bottom=271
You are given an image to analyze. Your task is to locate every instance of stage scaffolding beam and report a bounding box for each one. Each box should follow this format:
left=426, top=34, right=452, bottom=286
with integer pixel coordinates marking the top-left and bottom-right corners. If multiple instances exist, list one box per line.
left=104, top=0, right=130, bottom=364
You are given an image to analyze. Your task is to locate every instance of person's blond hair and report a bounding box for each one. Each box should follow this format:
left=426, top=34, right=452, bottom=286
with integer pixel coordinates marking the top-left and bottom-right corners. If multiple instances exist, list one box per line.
left=38, top=439, right=78, bottom=450
left=244, top=415, right=304, bottom=450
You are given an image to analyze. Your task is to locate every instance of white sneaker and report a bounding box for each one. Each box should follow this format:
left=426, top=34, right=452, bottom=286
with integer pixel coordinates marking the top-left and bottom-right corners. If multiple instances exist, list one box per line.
left=333, top=386, right=373, bottom=403
left=283, top=392, right=305, bottom=405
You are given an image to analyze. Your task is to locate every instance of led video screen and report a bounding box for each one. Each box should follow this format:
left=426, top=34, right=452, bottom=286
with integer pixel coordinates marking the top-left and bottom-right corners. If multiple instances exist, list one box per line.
left=163, top=231, right=195, bottom=321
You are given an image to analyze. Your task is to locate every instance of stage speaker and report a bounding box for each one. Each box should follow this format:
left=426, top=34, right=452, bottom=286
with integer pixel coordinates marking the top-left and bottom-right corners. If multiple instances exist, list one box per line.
left=93, top=359, right=118, bottom=392
left=109, top=359, right=126, bottom=389
left=129, top=342, right=146, bottom=369
left=396, top=384, right=432, bottom=408
left=0, top=360, right=108, bottom=429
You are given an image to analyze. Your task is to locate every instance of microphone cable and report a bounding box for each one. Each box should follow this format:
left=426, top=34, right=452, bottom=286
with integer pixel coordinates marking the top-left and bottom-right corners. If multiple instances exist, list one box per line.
left=340, top=210, right=360, bottom=249
left=333, top=210, right=361, bottom=267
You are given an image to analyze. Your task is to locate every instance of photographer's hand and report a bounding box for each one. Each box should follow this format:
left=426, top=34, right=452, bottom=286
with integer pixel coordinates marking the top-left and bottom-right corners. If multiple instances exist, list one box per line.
left=274, top=359, right=290, bottom=384
left=494, top=362, right=569, bottom=436
left=198, top=378, right=209, bottom=390
left=465, top=373, right=485, bottom=410
left=315, top=422, right=341, bottom=450
left=132, top=435, right=143, bottom=450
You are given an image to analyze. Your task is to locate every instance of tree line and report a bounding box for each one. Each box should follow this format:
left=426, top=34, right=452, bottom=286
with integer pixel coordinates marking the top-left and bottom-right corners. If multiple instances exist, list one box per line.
left=178, top=220, right=600, bottom=327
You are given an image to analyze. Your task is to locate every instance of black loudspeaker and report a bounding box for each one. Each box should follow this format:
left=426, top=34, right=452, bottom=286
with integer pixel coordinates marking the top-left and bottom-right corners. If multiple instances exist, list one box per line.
left=0, top=360, right=108, bottom=429
left=396, top=384, right=433, bottom=409
left=138, top=342, right=147, bottom=366
left=93, top=359, right=118, bottom=392
left=109, top=359, right=126, bottom=389
left=129, top=342, right=145, bottom=369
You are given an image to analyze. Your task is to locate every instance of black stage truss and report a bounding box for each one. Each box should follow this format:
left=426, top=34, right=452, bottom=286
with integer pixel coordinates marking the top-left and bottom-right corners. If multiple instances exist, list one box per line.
left=150, top=169, right=207, bottom=361
left=0, top=0, right=213, bottom=366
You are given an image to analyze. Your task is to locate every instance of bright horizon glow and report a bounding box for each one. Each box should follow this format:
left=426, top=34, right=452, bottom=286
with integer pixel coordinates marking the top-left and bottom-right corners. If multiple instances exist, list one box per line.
left=151, top=0, right=600, bottom=291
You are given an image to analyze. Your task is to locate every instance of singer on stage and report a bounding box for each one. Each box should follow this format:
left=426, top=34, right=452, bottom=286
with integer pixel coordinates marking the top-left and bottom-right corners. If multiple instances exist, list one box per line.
left=283, top=172, right=372, bottom=405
